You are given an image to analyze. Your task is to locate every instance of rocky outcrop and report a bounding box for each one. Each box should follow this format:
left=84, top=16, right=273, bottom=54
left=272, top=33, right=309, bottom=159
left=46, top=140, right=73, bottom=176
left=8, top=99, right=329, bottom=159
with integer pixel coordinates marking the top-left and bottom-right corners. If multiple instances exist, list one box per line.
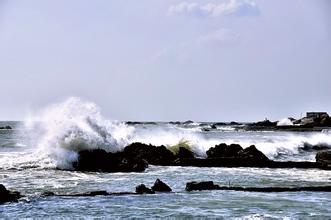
left=316, top=150, right=331, bottom=169
left=123, top=142, right=176, bottom=166
left=0, top=184, right=21, bottom=204
left=185, top=181, right=221, bottom=191
left=151, top=179, right=172, bottom=192
left=73, top=149, right=148, bottom=172
left=73, top=142, right=327, bottom=172
left=206, top=143, right=243, bottom=158
left=135, top=184, right=155, bottom=194
left=177, top=147, right=195, bottom=159
left=237, top=145, right=270, bottom=162
left=0, top=126, right=12, bottom=130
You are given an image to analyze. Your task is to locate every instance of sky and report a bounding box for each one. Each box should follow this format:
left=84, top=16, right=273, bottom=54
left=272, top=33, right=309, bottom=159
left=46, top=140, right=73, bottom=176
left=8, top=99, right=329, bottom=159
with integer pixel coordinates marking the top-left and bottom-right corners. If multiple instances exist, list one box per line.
left=0, top=0, right=330, bottom=121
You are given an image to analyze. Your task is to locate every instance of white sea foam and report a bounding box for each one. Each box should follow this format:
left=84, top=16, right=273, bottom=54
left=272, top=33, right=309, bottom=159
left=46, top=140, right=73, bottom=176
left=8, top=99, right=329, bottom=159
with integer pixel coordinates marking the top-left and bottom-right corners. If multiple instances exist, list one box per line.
left=23, top=97, right=134, bottom=169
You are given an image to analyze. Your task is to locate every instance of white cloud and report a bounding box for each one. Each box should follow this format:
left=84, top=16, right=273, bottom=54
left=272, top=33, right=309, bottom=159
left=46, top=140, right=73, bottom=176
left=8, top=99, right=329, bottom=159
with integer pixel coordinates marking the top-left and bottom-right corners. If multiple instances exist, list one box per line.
left=168, top=0, right=259, bottom=17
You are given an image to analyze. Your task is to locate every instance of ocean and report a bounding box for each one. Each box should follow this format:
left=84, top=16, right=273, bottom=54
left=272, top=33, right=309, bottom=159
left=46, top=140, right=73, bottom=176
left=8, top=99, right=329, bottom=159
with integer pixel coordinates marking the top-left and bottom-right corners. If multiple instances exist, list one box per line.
left=0, top=98, right=330, bottom=218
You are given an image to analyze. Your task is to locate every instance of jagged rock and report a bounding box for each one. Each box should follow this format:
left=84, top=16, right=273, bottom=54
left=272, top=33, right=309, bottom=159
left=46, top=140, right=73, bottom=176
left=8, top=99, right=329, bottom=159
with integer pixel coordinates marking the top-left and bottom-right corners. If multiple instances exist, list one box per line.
left=185, top=181, right=221, bottom=191
left=123, top=142, right=176, bottom=166
left=135, top=184, right=155, bottom=194
left=229, top=121, right=241, bottom=125
left=0, top=184, right=21, bottom=204
left=151, top=179, right=172, bottom=192
left=238, top=145, right=270, bottom=162
left=316, top=150, right=331, bottom=169
left=177, top=147, right=195, bottom=159
left=206, top=143, right=243, bottom=158
left=73, top=149, right=148, bottom=172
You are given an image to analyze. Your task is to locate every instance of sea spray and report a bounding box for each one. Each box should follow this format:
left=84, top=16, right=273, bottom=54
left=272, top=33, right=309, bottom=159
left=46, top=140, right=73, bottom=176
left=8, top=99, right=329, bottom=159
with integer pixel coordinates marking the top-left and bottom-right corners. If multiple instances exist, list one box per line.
left=24, top=97, right=134, bottom=169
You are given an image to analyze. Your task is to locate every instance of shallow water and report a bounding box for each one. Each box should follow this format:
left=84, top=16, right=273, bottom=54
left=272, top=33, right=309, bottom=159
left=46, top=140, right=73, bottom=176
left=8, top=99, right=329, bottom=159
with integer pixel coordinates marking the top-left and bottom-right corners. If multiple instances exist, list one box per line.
left=1, top=120, right=331, bottom=218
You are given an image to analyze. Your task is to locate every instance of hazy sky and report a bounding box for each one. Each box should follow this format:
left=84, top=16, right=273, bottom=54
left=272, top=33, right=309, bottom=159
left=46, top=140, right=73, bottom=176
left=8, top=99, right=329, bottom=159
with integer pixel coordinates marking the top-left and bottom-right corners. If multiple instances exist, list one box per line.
left=0, top=0, right=330, bottom=121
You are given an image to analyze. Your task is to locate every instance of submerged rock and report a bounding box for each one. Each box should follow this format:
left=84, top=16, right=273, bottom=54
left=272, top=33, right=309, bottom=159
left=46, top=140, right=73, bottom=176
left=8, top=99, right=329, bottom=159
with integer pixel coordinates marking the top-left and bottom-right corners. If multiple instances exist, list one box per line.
left=151, top=179, right=172, bottom=192
left=316, top=150, right=331, bottom=169
left=185, top=181, right=221, bottom=191
left=135, top=184, right=155, bottom=194
left=0, top=184, right=21, bottom=204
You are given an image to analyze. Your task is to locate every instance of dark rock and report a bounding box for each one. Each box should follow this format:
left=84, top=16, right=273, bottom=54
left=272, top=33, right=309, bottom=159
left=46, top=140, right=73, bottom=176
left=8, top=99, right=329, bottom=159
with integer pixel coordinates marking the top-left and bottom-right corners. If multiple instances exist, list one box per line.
left=169, top=121, right=181, bottom=125
left=238, top=145, right=270, bottom=162
left=210, top=124, right=217, bottom=129
left=0, top=184, right=21, bottom=204
left=135, top=184, right=155, bottom=194
left=229, top=121, right=241, bottom=125
left=185, top=181, right=221, bottom=191
left=206, top=143, right=243, bottom=158
left=213, top=122, right=227, bottom=126
left=151, top=179, right=172, bottom=192
left=41, top=191, right=55, bottom=196
left=183, top=120, right=194, bottom=125
left=0, top=126, right=12, bottom=130
left=253, top=119, right=277, bottom=127
left=316, top=150, right=331, bottom=169
left=123, top=142, right=175, bottom=166
left=177, top=147, right=195, bottom=159
left=73, top=148, right=148, bottom=172
left=302, top=143, right=329, bottom=151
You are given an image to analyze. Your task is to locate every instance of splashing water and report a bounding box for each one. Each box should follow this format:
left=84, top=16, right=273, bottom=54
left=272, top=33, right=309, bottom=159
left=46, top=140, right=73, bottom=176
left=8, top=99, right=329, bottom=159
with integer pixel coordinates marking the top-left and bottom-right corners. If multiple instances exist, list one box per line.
left=23, top=97, right=134, bottom=169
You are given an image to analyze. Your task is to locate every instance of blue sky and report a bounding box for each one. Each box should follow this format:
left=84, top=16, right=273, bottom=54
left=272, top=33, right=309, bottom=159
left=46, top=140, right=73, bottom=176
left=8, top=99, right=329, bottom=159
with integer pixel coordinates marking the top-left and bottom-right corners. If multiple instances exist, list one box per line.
left=0, top=0, right=330, bottom=121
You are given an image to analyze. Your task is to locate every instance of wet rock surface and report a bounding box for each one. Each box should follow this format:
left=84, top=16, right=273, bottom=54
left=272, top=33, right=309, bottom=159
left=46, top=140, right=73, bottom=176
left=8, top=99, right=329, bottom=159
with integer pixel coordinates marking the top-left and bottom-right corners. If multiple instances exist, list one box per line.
left=0, top=184, right=21, bottom=204
left=151, top=179, right=172, bottom=192
left=316, top=150, right=331, bottom=169
left=73, top=142, right=327, bottom=172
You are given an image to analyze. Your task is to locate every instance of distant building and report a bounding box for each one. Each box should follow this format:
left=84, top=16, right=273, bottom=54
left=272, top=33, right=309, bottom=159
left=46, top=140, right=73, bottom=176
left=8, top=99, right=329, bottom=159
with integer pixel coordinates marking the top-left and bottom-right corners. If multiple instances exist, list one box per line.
left=306, top=112, right=328, bottom=119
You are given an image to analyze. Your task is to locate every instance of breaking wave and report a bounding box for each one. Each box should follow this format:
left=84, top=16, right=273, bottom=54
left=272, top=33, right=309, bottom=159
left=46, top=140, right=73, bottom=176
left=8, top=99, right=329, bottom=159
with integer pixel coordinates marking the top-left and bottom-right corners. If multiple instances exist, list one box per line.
left=1, top=97, right=331, bottom=170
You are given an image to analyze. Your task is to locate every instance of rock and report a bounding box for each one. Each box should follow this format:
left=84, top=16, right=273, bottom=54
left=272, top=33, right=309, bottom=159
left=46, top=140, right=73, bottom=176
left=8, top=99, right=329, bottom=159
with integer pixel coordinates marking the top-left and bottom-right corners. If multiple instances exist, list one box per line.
left=206, top=143, right=243, bottom=158
left=302, top=143, right=329, bottom=151
left=238, top=145, right=270, bottom=162
left=73, top=149, right=148, bottom=172
left=185, top=181, right=221, bottom=191
left=123, top=142, right=176, bottom=166
left=135, top=184, right=155, bottom=194
left=253, top=119, right=277, bottom=127
left=229, top=121, right=241, bottom=125
left=151, top=179, right=172, bottom=192
left=210, top=124, right=217, bottom=129
left=0, top=126, right=12, bottom=130
left=177, top=147, right=195, bottom=159
left=213, top=122, right=227, bottom=126
left=183, top=120, right=194, bottom=125
left=316, top=150, right=331, bottom=169
left=0, top=184, right=21, bottom=204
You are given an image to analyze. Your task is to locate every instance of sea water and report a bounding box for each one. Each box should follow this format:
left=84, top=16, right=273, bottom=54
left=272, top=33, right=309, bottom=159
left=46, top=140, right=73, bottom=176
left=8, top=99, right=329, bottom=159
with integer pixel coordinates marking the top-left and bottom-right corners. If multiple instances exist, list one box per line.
left=0, top=98, right=330, bottom=218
